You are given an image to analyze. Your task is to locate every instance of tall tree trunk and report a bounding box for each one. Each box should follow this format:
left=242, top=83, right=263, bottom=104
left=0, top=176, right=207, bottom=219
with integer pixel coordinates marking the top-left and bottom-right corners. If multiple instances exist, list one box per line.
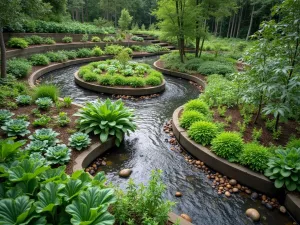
left=254, top=95, right=263, bottom=124
left=194, top=0, right=200, bottom=57
left=236, top=6, right=243, bottom=38
left=81, top=8, right=84, bottom=23
left=214, top=20, right=218, bottom=36
left=0, top=29, right=6, bottom=78
left=199, top=36, right=205, bottom=58
left=230, top=14, right=235, bottom=38
left=227, top=16, right=232, bottom=38
left=219, top=20, right=223, bottom=37
left=246, top=5, right=255, bottom=41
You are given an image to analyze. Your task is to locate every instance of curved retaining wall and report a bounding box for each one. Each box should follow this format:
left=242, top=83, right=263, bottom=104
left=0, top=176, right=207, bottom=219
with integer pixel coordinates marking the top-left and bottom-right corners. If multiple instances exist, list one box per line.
left=74, top=71, right=166, bottom=96
left=172, top=106, right=281, bottom=196
left=7, top=41, right=151, bottom=59
left=153, top=60, right=206, bottom=89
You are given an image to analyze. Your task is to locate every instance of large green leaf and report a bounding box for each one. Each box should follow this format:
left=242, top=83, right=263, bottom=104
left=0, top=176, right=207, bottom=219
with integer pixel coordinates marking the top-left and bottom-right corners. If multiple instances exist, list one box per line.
left=0, top=196, right=35, bottom=224
left=274, top=179, right=284, bottom=188
left=65, top=187, right=116, bottom=225
left=35, top=182, right=65, bottom=213
left=280, top=169, right=291, bottom=177
left=0, top=138, right=25, bottom=163
left=40, top=166, right=67, bottom=183
left=60, top=179, right=85, bottom=201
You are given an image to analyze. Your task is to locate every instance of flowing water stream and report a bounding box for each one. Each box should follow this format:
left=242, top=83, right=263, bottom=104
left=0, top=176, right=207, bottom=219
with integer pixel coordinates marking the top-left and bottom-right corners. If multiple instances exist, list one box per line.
left=41, top=56, right=295, bottom=225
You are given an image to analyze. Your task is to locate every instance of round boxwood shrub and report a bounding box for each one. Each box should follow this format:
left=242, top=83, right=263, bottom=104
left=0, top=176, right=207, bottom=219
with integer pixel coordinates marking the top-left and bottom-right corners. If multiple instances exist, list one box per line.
left=211, top=132, right=244, bottom=162
left=184, top=99, right=210, bottom=115
left=145, top=75, right=161, bottom=86
left=179, top=110, right=208, bottom=129
left=127, top=77, right=145, bottom=88
left=29, top=54, right=50, bottom=66
left=239, top=143, right=271, bottom=173
left=188, top=121, right=218, bottom=146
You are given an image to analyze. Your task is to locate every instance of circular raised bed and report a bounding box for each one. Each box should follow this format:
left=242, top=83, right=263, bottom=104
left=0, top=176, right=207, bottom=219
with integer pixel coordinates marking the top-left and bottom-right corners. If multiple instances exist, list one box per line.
left=172, top=105, right=281, bottom=196
left=74, top=71, right=166, bottom=96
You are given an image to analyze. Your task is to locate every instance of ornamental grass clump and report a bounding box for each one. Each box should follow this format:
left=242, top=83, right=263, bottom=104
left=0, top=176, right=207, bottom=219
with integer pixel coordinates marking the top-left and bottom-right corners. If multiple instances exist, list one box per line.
left=211, top=132, right=244, bottom=162
left=179, top=110, right=208, bottom=129
left=29, top=128, right=59, bottom=146
left=265, top=147, right=300, bottom=191
left=239, top=143, right=271, bottom=172
left=184, top=99, right=210, bottom=115
left=34, top=83, right=59, bottom=102
left=75, top=99, right=137, bottom=146
left=45, top=144, right=71, bottom=165
left=188, top=121, right=218, bottom=146
left=68, top=132, right=91, bottom=151
left=1, top=119, right=30, bottom=137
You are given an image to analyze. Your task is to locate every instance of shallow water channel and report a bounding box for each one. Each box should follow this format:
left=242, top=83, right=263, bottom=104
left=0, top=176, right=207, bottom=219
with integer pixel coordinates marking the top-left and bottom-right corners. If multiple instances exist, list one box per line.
left=41, top=56, right=295, bottom=225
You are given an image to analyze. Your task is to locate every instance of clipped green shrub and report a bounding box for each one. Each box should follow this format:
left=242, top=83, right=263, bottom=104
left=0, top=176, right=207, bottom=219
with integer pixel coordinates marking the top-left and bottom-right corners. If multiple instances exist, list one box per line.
left=197, top=61, right=235, bottom=75
left=123, top=47, right=133, bottom=55
left=91, top=36, right=101, bottom=42
left=7, top=58, right=32, bottom=78
left=29, top=54, right=50, bottom=66
left=76, top=48, right=93, bottom=58
left=180, top=110, right=208, bottom=129
left=24, top=35, right=44, bottom=45
left=184, top=99, right=210, bottom=115
left=62, top=36, right=73, bottom=43
left=92, top=46, right=104, bottom=56
left=113, top=75, right=128, bottom=86
left=7, top=37, right=28, bottom=49
left=188, top=121, right=218, bottom=146
left=97, top=75, right=114, bottom=86
left=211, top=132, right=244, bottom=162
left=286, top=138, right=300, bottom=149
left=145, top=75, right=161, bottom=86
left=239, top=143, right=271, bottom=172
left=83, top=71, right=98, bottom=82
left=33, top=84, right=60, bottom=101
left=45, top=51, right=68, bottom=62
left=127, top=77, right=145, bottom=87
left=104, top=45, right=124, bottom=55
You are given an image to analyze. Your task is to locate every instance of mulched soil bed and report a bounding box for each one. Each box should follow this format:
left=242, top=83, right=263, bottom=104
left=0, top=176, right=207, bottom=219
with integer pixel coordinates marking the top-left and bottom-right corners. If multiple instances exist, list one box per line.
left=0, top=103, right=99, bottom=175
left=212, top=106, right=300, bottom=147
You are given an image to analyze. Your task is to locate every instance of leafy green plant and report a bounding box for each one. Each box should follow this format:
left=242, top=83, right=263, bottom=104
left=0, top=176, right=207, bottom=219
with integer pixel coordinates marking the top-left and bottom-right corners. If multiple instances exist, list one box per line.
left=92, top=46, right=104, bottom=56
left=43, top=37, right=56, bottom=44
left=33, top=115, right=51, bottom=127
left=76, top=48, right=93, bottom=58
left=1, top=119, right=30, bottom=137
left=29, top=54, right=50, bottom=66
left=68, top=132, right=91, bottom=151
left=145, top=75, right=161, bottom=86
left=266, top=118, right=276, bottom=131
left=225, top=115, right=232, bottom=124
left=62, top=36, right=73, bottom=43
left=45, top=51, right=68, bottom=63
left=16, top=114, right=29, bottom=121
left=272, top=127, right=282, bottom=140
left=104, top=45, right=124, bottom=55
left=62, top=50, right=77, bottom=59
left=29, top=128, right=60, bottom=146
left=25, top=140, right=48, bottom=152
left=131, top=36, right=144, bottom=42
left=34, top=84, right=59, bottom=102
left=252, top=127, right=262, bottom=143
left=0, top=138, right=25, bottom=163
left=7, top=37, right=28, bottom=48
left=239, top=143, right=271, bottom=173
left=56, top=112, right=71, bottom=127
left=265, top=147, right=300, bottom=191
left=184, top=99, right=210, bottom=115
left=0, top=109, right=14, bottom=125
left=286, top=139, right=300, bottom=149
left=197, top=61, right=236, bottom=76
left=113, top=170, right=175, bottom=225
left=24, top=35, right=44, bottom=44
left=31, top=108, right=41, bottom=117
left=63, top=96, right=72, bottom=107
left=7, top=58, right=32, bottom=78
left=237, top=121, right=246, bottom=134
left=211, top=132, right=244, bottom=162
left=81, top=34, right=89, bottom=42
left=45, top=144, right=71, bottom=165
left=188, top=121, right=218, bottom=146
left=103, top=36, right=116, bottom=42
left=35, top=97, right=53, bottom=110
left=91, top=36, right=101, bottom=42
left=83, top=71, right=98, bottom=82
left=127, top=77, right=145, bottom=88
left=217, top=105, right=227, bottom=117
left=180, top=110, right=208, bottom=129
left=15, top=94, right=32, bottom=105
left=75, top=99, right=137, bottom=146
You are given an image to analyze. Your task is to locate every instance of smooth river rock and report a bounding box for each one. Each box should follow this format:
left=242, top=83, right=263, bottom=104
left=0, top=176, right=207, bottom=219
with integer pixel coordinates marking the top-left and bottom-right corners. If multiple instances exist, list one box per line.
left=229, top=179, right=237, bottom=186
left=180, top=214, right=192, bottom=222
left=246, top=208, right=260, bottom=222
left=119, top=169, right=132, bottom=178
left=279, top=206, right=287, bottom=214
left=175, top=192, right=182, bottom=197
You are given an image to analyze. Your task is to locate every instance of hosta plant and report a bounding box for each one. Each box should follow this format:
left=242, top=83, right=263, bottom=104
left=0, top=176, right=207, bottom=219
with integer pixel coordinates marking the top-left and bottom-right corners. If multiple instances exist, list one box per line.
left=265, top=147, right=300, bottom=191
left=56, top=112, right=71, bottom=127
left=1, top=119, right=30, bottom=137
left=0, top=110, right=14, bottom=125
left=75, top=99, right=137, bottom=146
left=25, top=140, right=48, bottom=152
left=35, top=97, right=53, bottom=110
left=15, top=95, right=32, bottom=105
left=68, top=132, right=91, bottom=151
left=45, top=144, right=71, bottom=165
left=29, top=128, right=60, bottom=146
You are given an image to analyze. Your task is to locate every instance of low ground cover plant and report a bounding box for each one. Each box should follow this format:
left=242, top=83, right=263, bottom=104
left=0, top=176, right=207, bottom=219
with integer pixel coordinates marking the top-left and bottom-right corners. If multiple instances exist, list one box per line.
left=62, top=36, right=73, bottom=43
left=7, top=58, right=32, bottom=78
left=29, top=54, right=50, bottom=66
left=7, top=37, right=28, bottom=48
